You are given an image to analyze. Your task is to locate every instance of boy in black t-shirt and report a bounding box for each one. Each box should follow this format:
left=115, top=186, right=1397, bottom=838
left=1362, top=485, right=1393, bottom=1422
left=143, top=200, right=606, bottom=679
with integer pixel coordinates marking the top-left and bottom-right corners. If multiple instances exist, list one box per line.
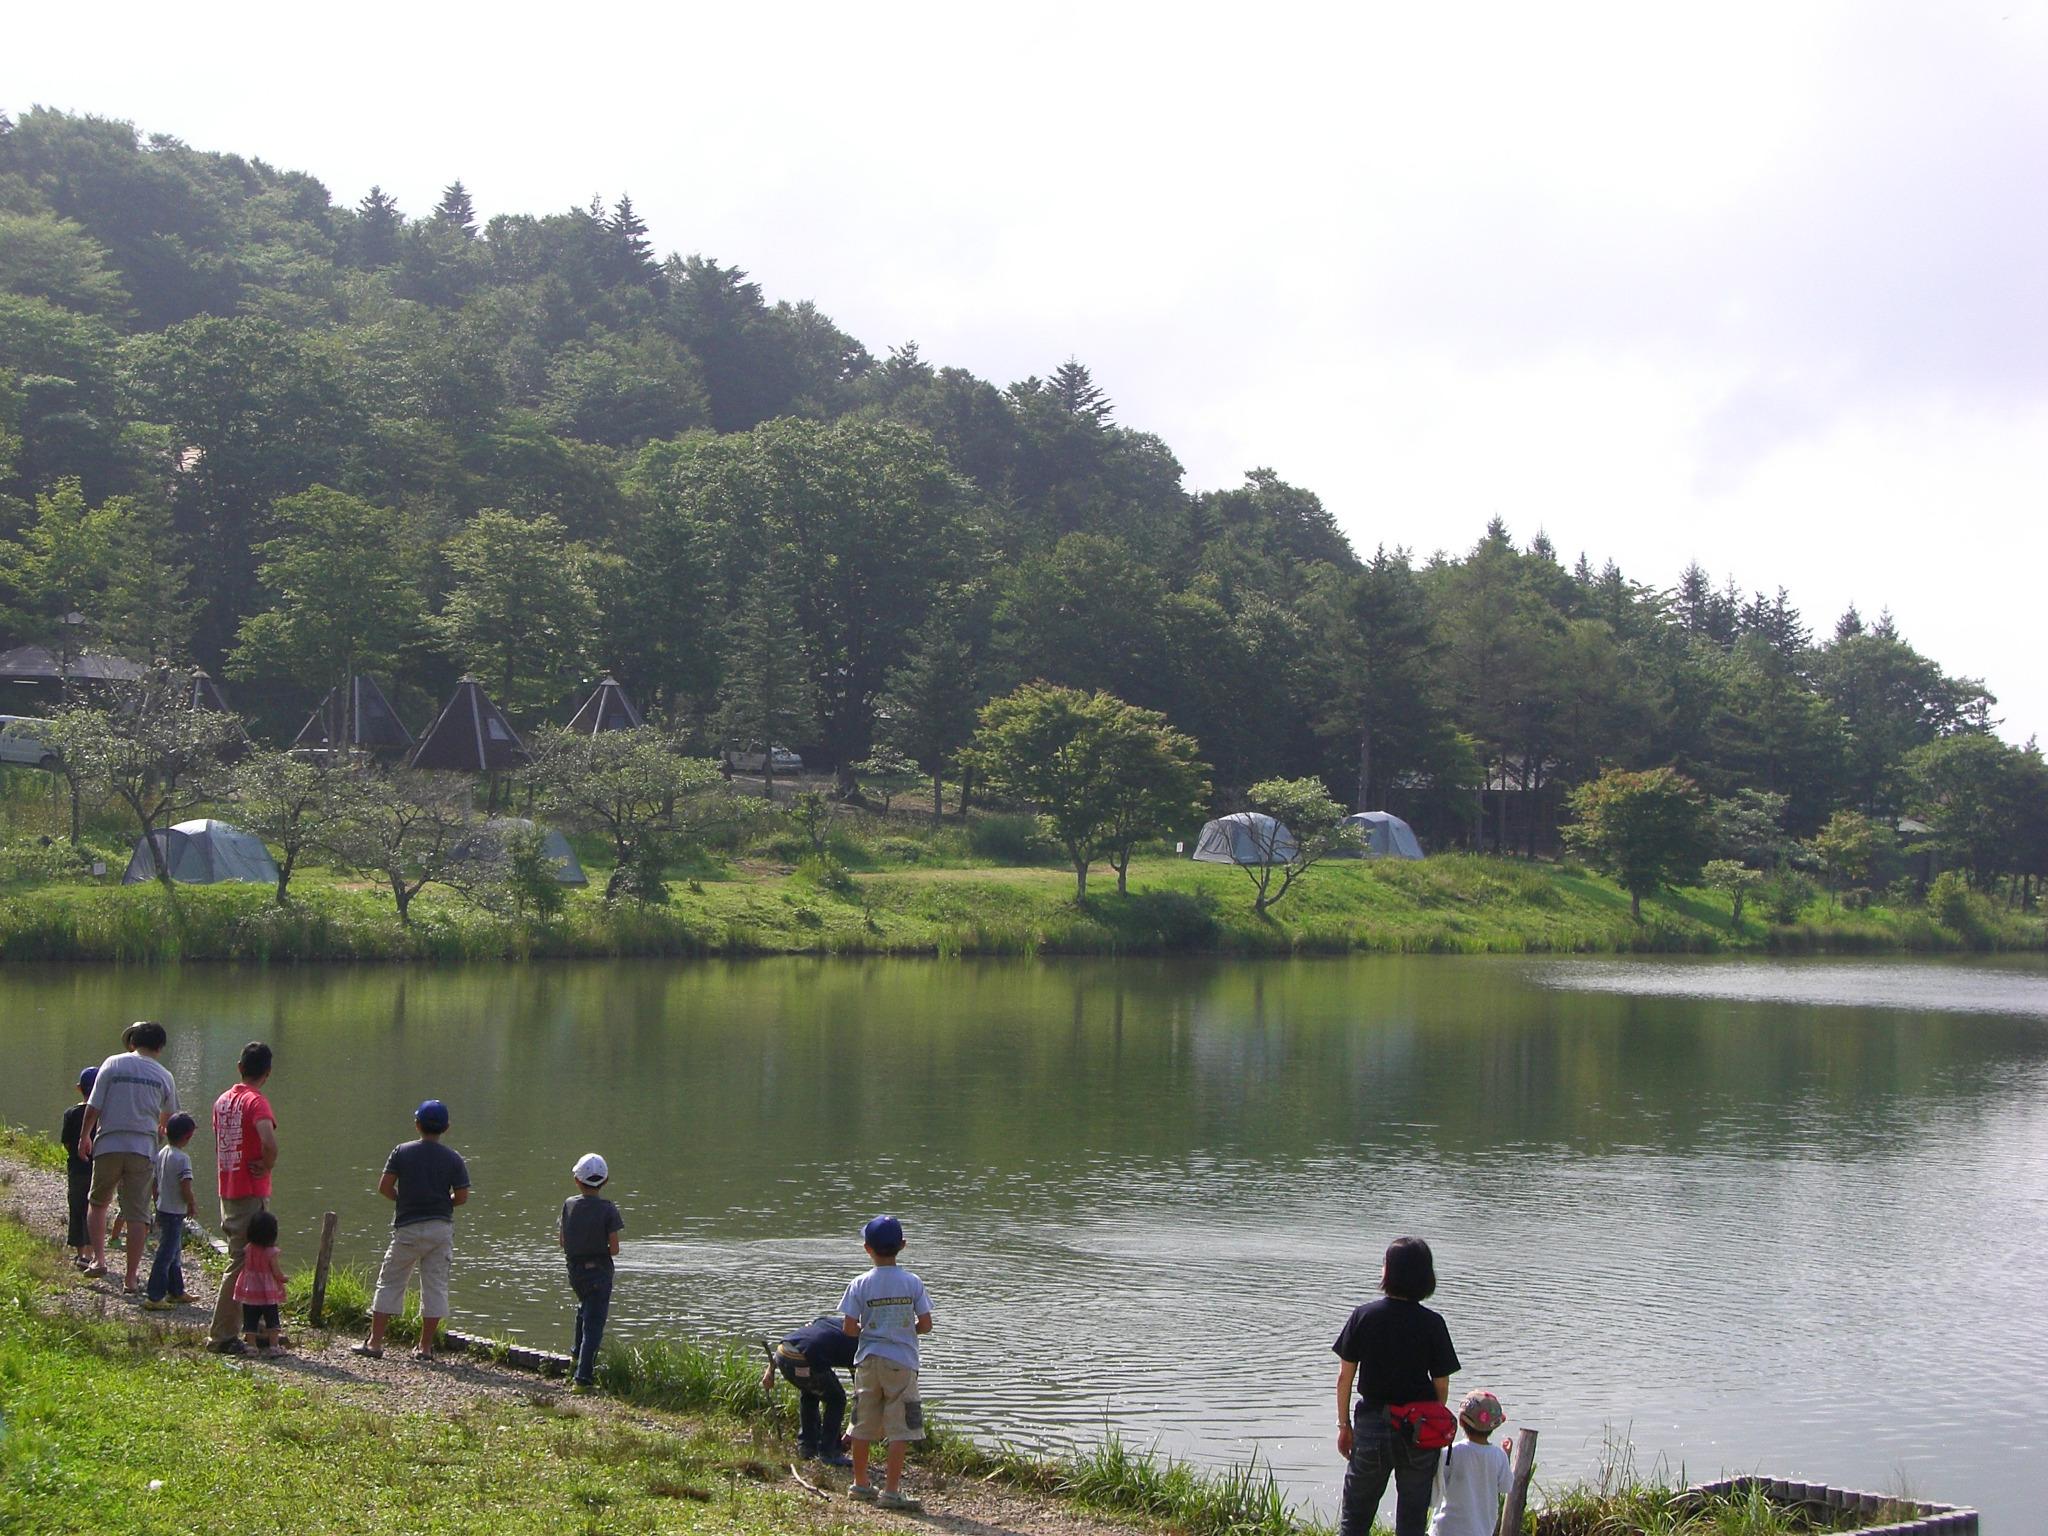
left=559, top=1152, right=623, bottom=1391
left=60, top=1066, right=98, bottom=1267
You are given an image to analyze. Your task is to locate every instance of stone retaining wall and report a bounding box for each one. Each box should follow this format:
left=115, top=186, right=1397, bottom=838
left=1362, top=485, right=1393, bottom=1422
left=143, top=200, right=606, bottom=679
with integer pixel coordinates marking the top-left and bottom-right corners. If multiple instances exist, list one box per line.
left=1684, top=1476, right=1977, bottom=1534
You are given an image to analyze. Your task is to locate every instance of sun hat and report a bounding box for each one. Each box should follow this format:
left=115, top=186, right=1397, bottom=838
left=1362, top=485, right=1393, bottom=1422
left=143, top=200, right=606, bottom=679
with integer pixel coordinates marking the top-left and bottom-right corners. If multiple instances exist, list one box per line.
left=572, top=1152, right=609, bottom=1186
left=862, top=1214, right=905, bottom=1250
left=1457, top=1389, right=1506, bottom=1433
left=78, top=1065, right=98, bottom=1091
left=414, top=1099, right=450, bottom=1133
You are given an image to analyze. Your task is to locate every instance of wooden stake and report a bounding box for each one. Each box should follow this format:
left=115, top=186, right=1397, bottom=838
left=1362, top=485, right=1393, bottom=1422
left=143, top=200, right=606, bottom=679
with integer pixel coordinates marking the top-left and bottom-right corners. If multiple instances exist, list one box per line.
left=308, top=1211, right=338, bottom=1328
left=1499, top=1427, right=1538, bottom=1536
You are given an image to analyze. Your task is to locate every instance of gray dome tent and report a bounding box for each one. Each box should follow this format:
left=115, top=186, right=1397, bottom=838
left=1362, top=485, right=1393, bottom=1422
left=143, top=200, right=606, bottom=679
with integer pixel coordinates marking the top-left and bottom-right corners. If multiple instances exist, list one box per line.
left=1192, top=812, right=1298, bottom=865
left=1333, top=810, right=1426, bottom=860
left=122, top=819, right=280, bottom=887
left=449, top=818, right=589, bottom=887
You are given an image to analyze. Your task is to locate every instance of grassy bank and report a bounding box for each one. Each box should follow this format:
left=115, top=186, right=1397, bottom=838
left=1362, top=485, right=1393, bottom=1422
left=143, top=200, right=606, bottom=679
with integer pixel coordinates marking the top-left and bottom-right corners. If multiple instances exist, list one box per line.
left=0, top=849, right=2039, bottom=963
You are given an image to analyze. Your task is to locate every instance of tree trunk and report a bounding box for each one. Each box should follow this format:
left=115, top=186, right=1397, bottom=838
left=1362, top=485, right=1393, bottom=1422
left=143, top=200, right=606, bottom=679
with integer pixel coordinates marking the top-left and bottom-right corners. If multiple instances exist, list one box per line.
left=393, top=878, right=414, bottom=925
left=1354, top=713, right=1373, bottom=813
left=957, top=764, right=975, bottom=818
left=1116, top=854, right=1130, bottom=895
left=1072, top=859, right=1088, bottom=902
left=67, top=773, right=81, bottom=846
left=274, top=850, right=295, bottom=906
left=1630, top=889, right=1642, bottom=922
left=933, top=774, right=943, bottom=819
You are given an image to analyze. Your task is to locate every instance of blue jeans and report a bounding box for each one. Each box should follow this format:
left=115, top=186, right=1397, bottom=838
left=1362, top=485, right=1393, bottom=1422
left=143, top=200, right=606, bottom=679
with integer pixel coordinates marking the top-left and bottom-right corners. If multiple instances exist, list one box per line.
left=145, top=1211, right=186, bottom=1302
left=568, top=1259, right=613, bottom=1385
left=776, top=1352, right=848, bottom=1453
left=1340, top=1407, right=1439, bottom=1536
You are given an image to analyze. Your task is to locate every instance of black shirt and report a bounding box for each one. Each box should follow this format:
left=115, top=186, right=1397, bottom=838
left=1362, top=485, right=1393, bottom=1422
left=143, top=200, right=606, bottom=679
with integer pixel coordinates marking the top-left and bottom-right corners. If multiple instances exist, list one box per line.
left=61, top=1103, right=89, bottom=1170
left=383, top=1138, right=470, bottom=1227
left=1332, top=1297, right=1460, bottom=1408
left=560, top=1193, right=624, bottom=1259
left=783, top=1314, right=857, bottom=1369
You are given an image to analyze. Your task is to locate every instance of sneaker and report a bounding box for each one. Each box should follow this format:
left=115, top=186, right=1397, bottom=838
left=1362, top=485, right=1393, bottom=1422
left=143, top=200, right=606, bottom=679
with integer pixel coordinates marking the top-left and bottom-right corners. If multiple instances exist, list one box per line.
left=817, top=1452, right=854, bottom=1468
left=570, top=1381, right=594, bottom=1395
left=141, top=1298, right=176, bottom=1311
left=170, top=1294, right=197, bottom=1305
left=209, top=1337, right=249, bottom=1356
left=849, top=1484, right=879, bottom=1503
left=878, top=1490, right=924, bottom=1513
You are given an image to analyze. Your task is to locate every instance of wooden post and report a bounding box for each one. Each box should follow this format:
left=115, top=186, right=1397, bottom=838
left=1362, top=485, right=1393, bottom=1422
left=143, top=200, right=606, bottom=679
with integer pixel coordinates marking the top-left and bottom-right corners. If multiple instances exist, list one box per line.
left=308, top=1211, right=338, bottom=1328
left=1498, top=1427, right=1538, bottom=1536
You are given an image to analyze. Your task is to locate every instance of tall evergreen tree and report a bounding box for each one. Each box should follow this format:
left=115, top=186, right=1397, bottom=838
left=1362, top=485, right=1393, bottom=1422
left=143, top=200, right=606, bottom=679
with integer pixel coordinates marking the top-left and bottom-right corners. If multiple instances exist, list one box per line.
left=1046, top=358, right=1112, bottom=426
left=355, top=185, right=402, bottom=267
left=433, top=179, right=477, bottom=237
left=879, top=605, right=982, bottom=816
left=606, top=194, right=655, bottom=282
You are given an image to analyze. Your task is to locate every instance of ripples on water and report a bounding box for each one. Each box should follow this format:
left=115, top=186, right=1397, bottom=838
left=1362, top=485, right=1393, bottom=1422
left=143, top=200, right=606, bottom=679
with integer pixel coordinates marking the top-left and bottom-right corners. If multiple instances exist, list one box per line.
left=2, top=955, right=2044, bottom=1528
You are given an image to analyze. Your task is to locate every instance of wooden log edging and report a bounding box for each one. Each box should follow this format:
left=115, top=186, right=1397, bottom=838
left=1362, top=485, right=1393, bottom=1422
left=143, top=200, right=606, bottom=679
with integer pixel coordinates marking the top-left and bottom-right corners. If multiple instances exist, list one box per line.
left=1684, top=1475, right=1978, bottom=1535
left=437, top=1328, right=573, bottom=1377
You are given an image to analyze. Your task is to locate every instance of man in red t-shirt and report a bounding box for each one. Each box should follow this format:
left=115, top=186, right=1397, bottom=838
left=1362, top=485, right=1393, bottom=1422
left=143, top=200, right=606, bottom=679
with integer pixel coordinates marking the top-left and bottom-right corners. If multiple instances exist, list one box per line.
left=208, top=1041, right=279, bottom=1353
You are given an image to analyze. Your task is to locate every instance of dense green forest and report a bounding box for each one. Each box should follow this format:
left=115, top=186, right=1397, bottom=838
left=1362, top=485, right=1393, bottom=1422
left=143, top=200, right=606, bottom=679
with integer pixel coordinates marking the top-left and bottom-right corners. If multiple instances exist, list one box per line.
left=2, top=107, right=2043, bottom=884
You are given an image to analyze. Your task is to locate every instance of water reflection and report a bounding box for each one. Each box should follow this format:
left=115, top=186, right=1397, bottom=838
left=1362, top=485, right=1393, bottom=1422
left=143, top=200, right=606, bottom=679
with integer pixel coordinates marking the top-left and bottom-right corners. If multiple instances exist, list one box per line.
left=1, top=954, right=2042, bottom=1527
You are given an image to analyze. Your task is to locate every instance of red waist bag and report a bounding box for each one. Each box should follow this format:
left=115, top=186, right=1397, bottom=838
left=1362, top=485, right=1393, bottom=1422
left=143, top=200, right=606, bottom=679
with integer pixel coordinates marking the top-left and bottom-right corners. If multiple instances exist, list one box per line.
left=1386, top=1401, right=1458, bottom=1450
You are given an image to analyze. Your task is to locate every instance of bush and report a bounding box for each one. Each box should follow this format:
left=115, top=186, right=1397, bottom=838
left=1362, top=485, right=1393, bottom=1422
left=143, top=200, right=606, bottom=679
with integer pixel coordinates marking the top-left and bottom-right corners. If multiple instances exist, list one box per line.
left=1759, top=870, right=1817, bottom=924
left=793, top=851, right=856, bottom=898
left=1927, top=870, right=1990, bottom=943
left=967, top=813, right=1050, bottom=864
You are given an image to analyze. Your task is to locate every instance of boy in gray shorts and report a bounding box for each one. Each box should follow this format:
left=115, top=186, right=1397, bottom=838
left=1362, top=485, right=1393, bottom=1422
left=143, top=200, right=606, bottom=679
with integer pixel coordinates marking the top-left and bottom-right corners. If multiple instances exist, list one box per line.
left=839, top=1214, right=934, bottom=1511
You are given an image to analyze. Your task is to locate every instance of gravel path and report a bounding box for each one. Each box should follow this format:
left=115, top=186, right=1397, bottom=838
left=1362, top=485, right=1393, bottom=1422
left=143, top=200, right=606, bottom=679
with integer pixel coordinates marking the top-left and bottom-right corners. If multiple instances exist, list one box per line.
left=0, top=1146, right=1149, bottom=1536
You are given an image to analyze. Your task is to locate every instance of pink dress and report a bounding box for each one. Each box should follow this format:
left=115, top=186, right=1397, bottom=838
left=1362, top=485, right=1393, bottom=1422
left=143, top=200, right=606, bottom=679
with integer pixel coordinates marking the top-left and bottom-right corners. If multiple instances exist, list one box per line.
left=233, top=1245, right=286, bottom=1305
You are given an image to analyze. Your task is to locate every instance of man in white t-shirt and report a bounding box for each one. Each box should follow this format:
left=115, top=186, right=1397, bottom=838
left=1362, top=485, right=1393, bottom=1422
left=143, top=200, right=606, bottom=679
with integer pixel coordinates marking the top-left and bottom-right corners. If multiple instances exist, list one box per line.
left=80, top=1020, right=180, bottom=1289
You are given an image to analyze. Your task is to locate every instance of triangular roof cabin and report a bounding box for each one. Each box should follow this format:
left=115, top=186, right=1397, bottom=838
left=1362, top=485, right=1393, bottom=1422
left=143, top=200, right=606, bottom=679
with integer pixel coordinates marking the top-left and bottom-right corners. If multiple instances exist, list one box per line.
left=566, top=675, right=643, bottom=737
left=408, top=675, right=528, bottom=772
left=291, top=675, right=414, bottom=755
left=185, top=668, right=232, bottom=713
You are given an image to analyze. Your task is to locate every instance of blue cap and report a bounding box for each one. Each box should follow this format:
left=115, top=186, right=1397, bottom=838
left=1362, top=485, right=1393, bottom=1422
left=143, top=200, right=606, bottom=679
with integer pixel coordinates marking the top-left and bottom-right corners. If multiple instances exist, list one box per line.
left=78, top=1065, right=98, bottom=1091
left=862, top=1214, right=904, bottom=1251
left=414, top=1099, right=450, bottom=1132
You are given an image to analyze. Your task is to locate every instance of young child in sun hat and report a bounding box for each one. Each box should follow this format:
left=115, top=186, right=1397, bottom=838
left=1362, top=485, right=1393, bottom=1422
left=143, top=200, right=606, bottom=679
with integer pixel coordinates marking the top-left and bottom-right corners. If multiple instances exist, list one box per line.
left=1426, top=1389, right=1514, bottom=1536
left=558, top=1152, right=623, bottom=1392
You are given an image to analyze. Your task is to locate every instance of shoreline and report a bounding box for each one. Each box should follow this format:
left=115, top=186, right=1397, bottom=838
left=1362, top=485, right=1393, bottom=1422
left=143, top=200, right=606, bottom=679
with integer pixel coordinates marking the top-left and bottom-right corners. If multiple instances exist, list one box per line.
left=2, top=855, right=2039, bottom=966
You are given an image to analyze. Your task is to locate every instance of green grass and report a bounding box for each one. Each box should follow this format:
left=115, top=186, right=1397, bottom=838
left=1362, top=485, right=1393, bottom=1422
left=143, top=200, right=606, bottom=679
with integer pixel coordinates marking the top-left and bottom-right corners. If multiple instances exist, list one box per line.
left=1, top=1122, right=68, bottom=1173
left=0, top=847, right=2037, bottom=962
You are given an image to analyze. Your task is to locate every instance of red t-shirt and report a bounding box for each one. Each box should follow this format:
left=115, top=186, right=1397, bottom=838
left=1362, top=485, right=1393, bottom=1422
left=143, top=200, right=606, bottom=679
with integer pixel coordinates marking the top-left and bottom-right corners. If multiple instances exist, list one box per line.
left=213, top=1083, right=275, bottom=1201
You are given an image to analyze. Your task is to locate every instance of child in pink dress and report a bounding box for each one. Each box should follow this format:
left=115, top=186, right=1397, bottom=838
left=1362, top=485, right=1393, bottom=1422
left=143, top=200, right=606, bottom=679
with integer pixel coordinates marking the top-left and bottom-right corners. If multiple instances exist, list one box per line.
left=233, top=1210, right=289, bottom=1358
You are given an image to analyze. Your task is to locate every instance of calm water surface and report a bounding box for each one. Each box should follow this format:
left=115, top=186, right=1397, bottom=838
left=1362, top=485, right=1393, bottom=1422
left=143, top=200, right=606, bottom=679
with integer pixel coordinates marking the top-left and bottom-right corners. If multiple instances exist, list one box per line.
left=2, top=954, right=2043, bottom=1528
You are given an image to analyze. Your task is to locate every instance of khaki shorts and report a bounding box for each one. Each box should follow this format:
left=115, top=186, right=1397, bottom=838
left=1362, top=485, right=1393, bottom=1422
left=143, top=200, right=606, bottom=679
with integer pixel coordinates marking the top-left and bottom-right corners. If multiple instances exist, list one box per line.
left=89, top=1153, right=152, bottom=1223
left=374, top=1220, right=455, bottom=1317
left=850, top=1358, right=924, bottom=1442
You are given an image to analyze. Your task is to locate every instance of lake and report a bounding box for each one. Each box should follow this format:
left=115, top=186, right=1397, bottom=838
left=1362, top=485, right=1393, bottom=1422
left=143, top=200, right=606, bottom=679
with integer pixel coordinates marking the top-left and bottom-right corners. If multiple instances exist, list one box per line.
left=3, top=954, right=2042, bottom=1528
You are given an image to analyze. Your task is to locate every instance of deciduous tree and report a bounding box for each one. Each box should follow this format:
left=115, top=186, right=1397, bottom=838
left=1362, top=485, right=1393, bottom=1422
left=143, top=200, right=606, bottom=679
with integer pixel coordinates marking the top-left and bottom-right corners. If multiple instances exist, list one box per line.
left=1563, top=766, right=1711, bottom=921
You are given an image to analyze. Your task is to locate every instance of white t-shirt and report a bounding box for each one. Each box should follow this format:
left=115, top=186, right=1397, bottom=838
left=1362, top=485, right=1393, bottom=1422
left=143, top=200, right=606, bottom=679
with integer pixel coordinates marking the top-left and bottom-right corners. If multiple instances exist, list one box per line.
left=837, top=1265, right=933, bottom=1370
left=86, top=1051, right=179, bottom=1159
left=154, top=1144, right=193, bottom=1216
left=1429, top=1438, right=1512, bottom=1536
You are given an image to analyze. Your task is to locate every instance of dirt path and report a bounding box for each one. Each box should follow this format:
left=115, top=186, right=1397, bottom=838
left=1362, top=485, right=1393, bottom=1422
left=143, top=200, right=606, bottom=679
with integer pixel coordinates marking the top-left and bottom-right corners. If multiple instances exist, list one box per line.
left=0, top=1147, right=1146, bottom=1536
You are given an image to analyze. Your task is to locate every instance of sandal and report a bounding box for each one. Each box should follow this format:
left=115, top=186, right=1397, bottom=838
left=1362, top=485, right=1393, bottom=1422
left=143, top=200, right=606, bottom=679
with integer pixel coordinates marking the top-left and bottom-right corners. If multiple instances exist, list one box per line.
left=410, top=1349, right=436, bottom=1363
left=81, top=1263, right=107, bottom=1279
left=350, top=1343, right=384, bottom=1359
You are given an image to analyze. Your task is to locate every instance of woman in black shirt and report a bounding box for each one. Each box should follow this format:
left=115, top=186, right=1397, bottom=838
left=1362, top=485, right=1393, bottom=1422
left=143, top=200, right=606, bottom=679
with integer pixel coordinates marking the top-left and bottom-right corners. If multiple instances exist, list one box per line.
left=1331, top=1236, right=1460, bottom=1536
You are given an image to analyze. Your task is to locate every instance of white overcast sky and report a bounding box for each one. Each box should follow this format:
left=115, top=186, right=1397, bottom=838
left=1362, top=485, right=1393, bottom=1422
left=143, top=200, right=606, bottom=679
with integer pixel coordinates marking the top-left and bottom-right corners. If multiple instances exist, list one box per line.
left=14, top=1, right=2047, bottom=742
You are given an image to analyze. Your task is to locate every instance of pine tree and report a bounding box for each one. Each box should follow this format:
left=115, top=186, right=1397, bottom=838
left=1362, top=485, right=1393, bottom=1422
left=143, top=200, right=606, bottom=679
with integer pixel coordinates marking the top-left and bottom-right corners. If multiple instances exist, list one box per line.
left=879, top=607, right=981, bottom=816
left=713, top=568, right=817, bottom=801
left=96, top=498, right=198, bottom=661
left=1833, top=604, right=1864, bottom=642
left=356, top=185, right=402, bottom=268
left=1046, top=358, right=1112, bottom=426
left=606, top=194, right=655, bottom=282
left=433, top=180, right=477, bottom=237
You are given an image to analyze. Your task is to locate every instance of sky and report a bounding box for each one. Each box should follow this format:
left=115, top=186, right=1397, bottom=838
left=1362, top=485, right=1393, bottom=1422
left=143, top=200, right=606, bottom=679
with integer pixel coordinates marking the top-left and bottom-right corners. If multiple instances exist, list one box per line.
left=12, top=1, right=2047, bottom=742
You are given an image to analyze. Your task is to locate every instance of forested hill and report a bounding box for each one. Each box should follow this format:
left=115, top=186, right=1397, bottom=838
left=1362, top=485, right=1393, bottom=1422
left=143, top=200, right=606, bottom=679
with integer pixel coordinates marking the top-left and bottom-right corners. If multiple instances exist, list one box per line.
left=0, top=107, right=2036, bottom=865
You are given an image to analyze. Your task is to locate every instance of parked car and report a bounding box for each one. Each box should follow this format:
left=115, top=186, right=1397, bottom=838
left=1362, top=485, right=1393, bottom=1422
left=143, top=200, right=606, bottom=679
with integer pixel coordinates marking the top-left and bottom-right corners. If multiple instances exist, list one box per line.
left=0, top=715, right=61, bottom=771
left=722, top=742, right=804, bottom=775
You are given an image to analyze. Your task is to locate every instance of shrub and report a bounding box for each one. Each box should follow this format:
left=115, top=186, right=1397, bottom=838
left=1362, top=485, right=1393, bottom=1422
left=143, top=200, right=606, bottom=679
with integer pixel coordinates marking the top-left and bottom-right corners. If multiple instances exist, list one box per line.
left=967, top=813, right=1050, bottom=864
left=1927, top=870, right=1990, bottom=944
left=1759, top=870, right=1817, bottom=925
left=793, top=851, right=856, bottom=898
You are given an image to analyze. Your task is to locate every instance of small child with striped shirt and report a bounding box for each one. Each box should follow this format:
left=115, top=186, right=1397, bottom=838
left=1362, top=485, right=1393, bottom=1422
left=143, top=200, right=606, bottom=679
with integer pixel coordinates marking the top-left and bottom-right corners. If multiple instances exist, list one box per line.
left=233, top=1210, right=289, bottom=1357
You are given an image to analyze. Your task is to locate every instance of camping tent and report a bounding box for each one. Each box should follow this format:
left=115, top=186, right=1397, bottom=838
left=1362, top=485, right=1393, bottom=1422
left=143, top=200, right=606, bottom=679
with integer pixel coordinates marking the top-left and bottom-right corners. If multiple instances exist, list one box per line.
left=292, top=675, right=414, bottom=756
left=1333, top=810, right=1426, bottom=860
left=1192, top=812, right=1298, bottom=865
left=122, top=819, right=280, bottom=887
left=566, top=676, right=643, bottom=737
left=449, top=818, right=589, bottom=886
left=409, top=676, right=527, bottom=772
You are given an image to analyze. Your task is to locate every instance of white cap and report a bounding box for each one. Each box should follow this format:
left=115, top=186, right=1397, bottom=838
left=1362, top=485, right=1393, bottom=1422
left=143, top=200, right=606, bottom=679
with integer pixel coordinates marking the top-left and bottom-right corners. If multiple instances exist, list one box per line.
left=572, top=1153, right=609, bottom=1185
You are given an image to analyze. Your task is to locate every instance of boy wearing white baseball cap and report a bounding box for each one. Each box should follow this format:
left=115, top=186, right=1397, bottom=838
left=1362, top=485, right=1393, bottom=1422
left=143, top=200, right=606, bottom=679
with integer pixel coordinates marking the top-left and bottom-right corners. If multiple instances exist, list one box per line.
left=559, top=1152, right=623, bottom=1391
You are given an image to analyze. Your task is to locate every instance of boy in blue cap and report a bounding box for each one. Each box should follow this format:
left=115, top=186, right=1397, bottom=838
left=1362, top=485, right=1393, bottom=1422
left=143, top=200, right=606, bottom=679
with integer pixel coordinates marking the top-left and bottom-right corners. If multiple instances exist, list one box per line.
left=759, top=1314, right=857, bottom=1466
left=839, top=1214, right=934, bottom=1510
left=355, top=1099, right=469, bottom=1362
left=60, top=1066, right=98, bottom=1267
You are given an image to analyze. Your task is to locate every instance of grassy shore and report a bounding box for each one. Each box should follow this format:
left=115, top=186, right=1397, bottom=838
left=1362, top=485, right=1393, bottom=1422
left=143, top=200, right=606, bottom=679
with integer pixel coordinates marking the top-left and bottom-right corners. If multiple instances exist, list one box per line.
left=0, top=848, right=2038, bottom=964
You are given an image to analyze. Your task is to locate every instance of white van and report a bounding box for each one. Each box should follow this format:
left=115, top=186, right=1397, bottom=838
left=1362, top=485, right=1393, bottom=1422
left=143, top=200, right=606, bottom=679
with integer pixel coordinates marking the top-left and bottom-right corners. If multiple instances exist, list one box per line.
left=0, top=715, right=61, bottom=771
